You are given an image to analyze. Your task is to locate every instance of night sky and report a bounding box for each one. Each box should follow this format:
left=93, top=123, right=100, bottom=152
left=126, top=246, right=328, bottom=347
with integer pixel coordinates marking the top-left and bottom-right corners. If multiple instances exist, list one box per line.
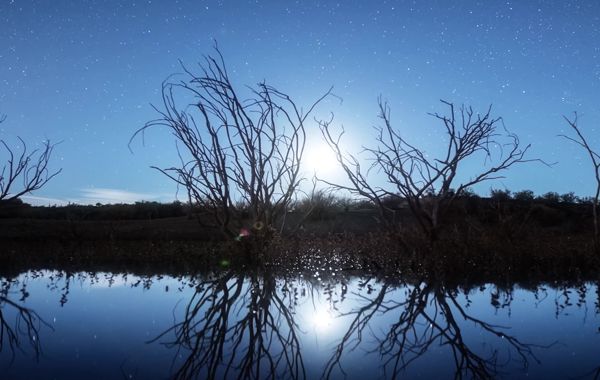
left=1, top=0, right=599, bottom=205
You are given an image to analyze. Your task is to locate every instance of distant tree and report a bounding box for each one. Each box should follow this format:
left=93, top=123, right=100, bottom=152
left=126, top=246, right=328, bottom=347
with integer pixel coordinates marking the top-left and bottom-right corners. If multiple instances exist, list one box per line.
left=294, top=188, right=340, bottom=221
left=560, top=192, right=578, bottom=204
left=578, top=196, right=595, bottom=205
left=319, top=99, right=537, bottom=240
left=130, top=44, right=331, bottom=238
left=0, top=115, right=61, bottom=202
left=380, top=193, right=406, bottom=209
left=513, top=189, right=535, bottom=202
left=457, top=187, right=478, bottom=198
left=560, top=113, right=600, bottom=248
left=540, top=191, right=560, bottom=203
left=490, top=188, right=512, bottom=201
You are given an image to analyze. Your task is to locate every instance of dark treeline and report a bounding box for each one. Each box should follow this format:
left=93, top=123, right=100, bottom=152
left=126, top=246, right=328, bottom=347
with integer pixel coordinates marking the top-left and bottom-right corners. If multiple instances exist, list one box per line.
left=0, top=187, right=595, bottom=222
left=0, top=188, right=597, bottom=255
left=0, top=199, right=186, bottom=220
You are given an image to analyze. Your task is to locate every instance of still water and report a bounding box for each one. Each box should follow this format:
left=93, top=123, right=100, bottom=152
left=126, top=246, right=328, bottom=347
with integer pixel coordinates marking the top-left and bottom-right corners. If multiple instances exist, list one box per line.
left=1, top=269, right=599, bottom=379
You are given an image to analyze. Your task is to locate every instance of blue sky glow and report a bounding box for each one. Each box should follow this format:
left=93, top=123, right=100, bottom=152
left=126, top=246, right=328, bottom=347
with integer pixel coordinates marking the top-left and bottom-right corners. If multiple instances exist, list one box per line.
left=1, top=0, right=599, bottom=204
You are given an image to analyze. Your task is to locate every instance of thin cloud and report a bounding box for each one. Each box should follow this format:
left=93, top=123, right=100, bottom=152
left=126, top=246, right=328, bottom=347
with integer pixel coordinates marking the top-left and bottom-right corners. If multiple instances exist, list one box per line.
left=21, top=195, right=70, bottom=206
left=78, top=188, right=163, bottom=205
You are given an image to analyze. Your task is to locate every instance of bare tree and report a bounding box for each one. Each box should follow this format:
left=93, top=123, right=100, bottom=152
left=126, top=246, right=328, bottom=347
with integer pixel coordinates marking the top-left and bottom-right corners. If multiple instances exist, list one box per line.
left=0, top=115, right=62, bottom=202
left=319, top=99, right=536, bottom=240
left=130, top=44, right=331, bottom=238
left=560, top=113, right=600, bottom=250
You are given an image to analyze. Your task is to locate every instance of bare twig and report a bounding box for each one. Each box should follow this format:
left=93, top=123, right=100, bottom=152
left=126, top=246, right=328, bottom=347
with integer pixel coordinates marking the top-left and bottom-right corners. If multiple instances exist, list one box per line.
left=559, top=113, right=600, bottom=250
left=0, top=116, right=61, bottom=202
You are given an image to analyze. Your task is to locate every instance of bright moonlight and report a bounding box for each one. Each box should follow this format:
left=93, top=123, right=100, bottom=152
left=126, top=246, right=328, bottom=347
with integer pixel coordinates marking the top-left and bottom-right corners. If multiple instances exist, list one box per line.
left=304, top=142, right=339, bottom=176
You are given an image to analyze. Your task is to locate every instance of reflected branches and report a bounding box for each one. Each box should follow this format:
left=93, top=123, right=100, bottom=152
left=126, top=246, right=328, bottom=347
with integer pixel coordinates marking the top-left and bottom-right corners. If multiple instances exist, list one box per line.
left=148, top=271, right=587, bottom=379
left=152, top=271, right=306, bottom=379
left=0, top=279, right=52, bottom=363
left=1, top=270, right=595, bottom=379
left=323, top=281, right=391, bottom=379
left=324, top=281, right=549, bottom=380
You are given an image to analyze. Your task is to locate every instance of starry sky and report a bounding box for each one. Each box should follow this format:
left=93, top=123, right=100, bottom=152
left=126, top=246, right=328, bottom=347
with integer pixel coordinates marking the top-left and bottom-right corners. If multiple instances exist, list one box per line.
left=1, top=0, right=599, bottom=205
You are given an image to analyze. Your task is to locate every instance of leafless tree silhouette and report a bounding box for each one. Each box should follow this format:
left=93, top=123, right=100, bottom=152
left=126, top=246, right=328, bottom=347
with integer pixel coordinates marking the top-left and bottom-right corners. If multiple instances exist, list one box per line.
left=130, top=44, right=331, bottom=238
left=0, top=115, right=61, bottom=202
left=319, top=99, right=536, bottom=240
left=323, top=280, right=547, bottom=379
left=150, top=270, right=305, bottom=379
left=560, top=113, right=600, bottom=250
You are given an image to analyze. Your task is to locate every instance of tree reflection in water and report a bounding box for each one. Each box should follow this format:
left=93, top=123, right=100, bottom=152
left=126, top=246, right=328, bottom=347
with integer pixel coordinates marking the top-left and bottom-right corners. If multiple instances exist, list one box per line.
left=154, top=270, right=561, bottom=380
left=1, top=269, right=594, bottom=379
left=150, top=270, right=305, bottom=380
left=0, top=278, right=52, bottom=364
left=323, top=280, right=554, bottom=380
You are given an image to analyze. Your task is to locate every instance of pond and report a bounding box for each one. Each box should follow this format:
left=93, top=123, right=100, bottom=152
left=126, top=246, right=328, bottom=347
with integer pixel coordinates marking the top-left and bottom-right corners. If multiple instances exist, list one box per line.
left=1, top=269, right=599, bottom=379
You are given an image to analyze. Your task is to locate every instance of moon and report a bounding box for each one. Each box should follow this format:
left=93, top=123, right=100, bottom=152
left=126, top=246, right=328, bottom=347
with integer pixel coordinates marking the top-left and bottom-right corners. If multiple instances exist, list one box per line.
left=303, top=142, right=339, bottom=177
left=311, top=309, right=334, bottom=331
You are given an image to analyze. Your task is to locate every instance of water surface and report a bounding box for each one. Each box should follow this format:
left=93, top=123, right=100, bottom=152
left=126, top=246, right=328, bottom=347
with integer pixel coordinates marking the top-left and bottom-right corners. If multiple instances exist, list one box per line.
left=1, top=270, right=599, bottom=379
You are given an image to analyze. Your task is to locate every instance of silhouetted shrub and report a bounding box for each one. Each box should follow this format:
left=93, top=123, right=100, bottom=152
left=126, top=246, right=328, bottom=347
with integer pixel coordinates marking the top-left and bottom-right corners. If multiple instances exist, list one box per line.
left=353, top=199, right=376, bottom=210
left=539, top=191, right=560, bottom=203
left=560, top=192, right=578, bottom=203
left=578, top=196, right=595, bottom=205
left=380, top=194, right=406, bottom=210
left=490, top=189, right=512, bottom=201
left=295, top=191, right=339, bottom=221
left=0, top=197, right=30, bottom=218
left=457, top=187, right=478, bottom=198
left=513, top=190, right=535, bottom=202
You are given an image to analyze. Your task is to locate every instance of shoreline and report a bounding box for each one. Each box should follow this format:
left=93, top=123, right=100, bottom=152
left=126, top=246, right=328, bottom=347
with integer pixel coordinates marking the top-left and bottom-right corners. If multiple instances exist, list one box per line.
left=2, top=233, right=599, bottom=287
